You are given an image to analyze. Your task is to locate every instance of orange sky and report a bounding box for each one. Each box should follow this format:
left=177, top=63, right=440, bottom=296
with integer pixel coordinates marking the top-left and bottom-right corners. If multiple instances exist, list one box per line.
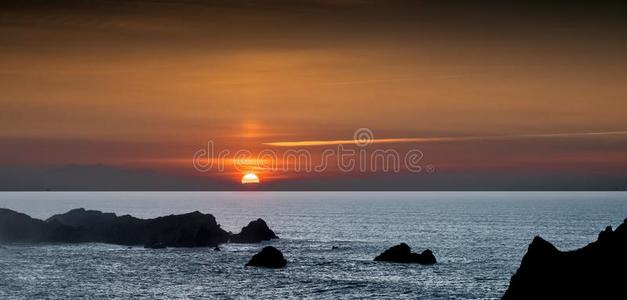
left=1, top=1, right=627, bottom=190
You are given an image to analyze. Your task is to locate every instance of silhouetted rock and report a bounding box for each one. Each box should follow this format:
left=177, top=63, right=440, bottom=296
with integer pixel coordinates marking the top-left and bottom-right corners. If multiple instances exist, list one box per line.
left=231, top=218, right=278, bottom=243
left=47, top=208, right=121, bottom=242
left=0, top=208, right=84, bottom=243
left=245, top=246, right=287, bottom=268
left=1, top=208, right=48, bottom=243
left=374, top=243, right=437, bottom=264
left=47, top=208, right=117, bottom=228
left=138, top=211, right=230, bottom=248
left=1, top=208, right=281, bottom=248
left=214, top=246, right=221, bottom=251
left=0, top=208, right=230, bottom=248
left=503, top=218, right=627, bottom=299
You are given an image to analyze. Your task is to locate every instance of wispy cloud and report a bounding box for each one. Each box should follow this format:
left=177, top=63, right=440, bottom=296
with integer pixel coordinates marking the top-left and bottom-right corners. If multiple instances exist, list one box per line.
left=263, top=131, right=627, bottom=147
left=319, top=75, right=464, bottom=86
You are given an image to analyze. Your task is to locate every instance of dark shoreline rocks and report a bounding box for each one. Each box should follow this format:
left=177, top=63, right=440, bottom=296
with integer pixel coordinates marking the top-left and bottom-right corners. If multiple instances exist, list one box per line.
left=47, top=208, right=116, bottom=228
left=0, top=208, right=82, bottom=243
left=374, top=243, right=437, bottom=264
left=246, top=246, right=287, bottom=268
left=0, top=208, right=278, bottom=248
left=503, top=218, right=627, bottom=299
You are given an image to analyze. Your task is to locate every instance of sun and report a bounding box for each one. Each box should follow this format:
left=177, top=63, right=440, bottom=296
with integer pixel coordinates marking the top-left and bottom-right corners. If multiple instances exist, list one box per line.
left=241, top=172, right=260, bottom=184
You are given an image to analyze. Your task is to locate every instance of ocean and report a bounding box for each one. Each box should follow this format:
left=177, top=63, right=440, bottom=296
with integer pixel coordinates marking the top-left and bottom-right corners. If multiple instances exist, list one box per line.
left=1, top=192, right=626, bottom=299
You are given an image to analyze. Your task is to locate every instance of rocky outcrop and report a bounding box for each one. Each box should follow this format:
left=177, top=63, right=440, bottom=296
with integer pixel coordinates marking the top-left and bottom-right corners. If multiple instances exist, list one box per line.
left=374, top=243, right=437, bottom=264
left=230, top=218, right=278, bottom=243
left=1, top=208, right=50, bottom=243
left=0, top=208, right=84, bottom=243
left=47, top=208, right=117, bottom=228
left=503, top=218, right=627, bottom=299
left=245, top=246, right=287, bottom=268
left=1, top=208, right=277, bottom=248
left=133, top=211, right=231, bottom=247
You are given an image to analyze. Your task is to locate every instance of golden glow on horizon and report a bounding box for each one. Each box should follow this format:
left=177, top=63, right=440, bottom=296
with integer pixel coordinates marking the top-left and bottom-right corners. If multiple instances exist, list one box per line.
left=241, top=172, right=260, bottom=184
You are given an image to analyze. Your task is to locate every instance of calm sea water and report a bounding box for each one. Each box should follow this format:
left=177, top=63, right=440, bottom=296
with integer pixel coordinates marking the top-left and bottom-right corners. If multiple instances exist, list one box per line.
left=1, top=192, right=626, bottom=299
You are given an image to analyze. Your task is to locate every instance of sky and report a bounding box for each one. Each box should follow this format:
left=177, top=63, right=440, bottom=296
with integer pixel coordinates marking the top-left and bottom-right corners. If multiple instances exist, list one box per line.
left=1, top=0, right=627, bottom=190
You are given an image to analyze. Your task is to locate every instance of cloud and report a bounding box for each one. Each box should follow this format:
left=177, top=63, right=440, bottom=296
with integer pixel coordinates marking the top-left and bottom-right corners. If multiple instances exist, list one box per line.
left=263, top=131, right=627, bottom=147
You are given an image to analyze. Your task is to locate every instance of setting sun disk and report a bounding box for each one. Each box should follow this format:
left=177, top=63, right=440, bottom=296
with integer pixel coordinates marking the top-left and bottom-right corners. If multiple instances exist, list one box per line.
left=241, top=173, right=260, bottom=184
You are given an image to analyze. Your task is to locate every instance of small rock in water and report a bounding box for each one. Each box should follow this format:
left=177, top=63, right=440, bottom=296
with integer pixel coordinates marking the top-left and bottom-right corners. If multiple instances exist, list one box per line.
left=213, top=246, right=221, bottom=251
left=144, top=241, right=167, bottom=249
left=374, top=243, right=436, bottom=264
left=245, top=246, right=287, bottom=268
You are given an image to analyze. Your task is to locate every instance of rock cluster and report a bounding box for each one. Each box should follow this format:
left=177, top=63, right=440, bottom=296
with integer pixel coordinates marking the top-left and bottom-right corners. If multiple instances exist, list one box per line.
left=374, top=243, right=437, bottom=264
left=0, top=208, right=277, bottom=248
